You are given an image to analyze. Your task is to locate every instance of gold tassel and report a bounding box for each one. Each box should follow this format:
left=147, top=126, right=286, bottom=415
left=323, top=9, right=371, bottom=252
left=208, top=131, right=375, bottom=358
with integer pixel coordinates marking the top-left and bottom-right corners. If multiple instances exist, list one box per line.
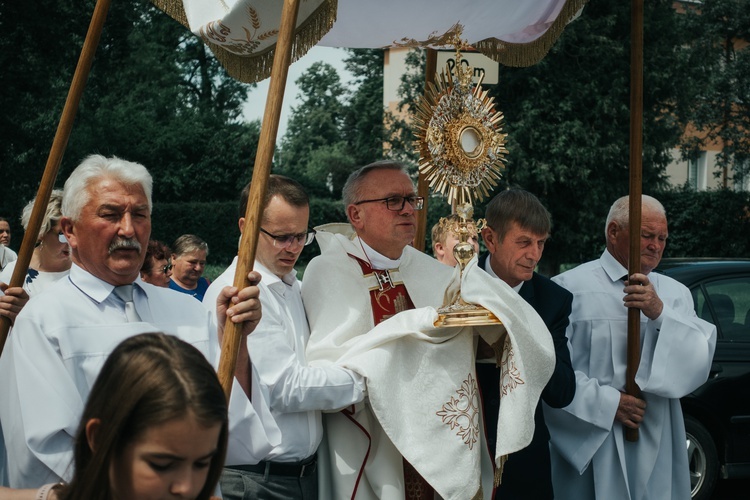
left=494, top=454, right=508, bottom=487
left=474, top=0, right=590, bottom=67
left=150, top=0, right=338, bottom=83
left=150, top=0, right=190, bottom=29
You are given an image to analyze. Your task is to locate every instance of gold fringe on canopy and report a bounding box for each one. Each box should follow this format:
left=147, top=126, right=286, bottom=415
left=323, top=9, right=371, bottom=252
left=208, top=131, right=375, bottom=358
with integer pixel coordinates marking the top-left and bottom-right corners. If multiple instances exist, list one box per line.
left=474, top=0, right=588, bottom=67
left=150, top=0, right=338, bottom=83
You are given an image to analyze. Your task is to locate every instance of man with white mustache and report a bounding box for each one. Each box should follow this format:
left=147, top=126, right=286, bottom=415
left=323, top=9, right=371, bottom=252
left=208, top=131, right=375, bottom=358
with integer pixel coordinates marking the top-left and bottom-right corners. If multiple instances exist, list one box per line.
left=0, top=155, right=274, bottom=490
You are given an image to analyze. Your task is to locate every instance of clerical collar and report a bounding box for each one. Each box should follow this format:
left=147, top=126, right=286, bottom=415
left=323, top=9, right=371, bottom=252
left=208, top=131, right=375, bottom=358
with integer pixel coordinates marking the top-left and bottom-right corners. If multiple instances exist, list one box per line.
left=356, top=237, right=402, bottom=270
left=482, top=255, right=523, bottom=293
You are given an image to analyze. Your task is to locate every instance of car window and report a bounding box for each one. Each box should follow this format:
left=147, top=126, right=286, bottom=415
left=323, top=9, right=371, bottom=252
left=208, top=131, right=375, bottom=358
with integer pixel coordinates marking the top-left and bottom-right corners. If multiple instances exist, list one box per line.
left=692, top=287, right=709, bottom=322
left=703, top=278, right=750, bottom=342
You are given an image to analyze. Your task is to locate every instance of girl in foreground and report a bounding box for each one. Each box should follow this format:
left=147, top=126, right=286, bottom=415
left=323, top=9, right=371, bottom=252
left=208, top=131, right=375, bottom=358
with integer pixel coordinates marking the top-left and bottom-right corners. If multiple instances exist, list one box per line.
left=29, top=332, right=228, bottom=500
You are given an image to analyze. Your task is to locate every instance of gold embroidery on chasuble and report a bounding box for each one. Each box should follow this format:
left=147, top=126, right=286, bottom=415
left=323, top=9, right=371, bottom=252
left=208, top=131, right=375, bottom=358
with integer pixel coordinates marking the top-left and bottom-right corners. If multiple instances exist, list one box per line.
left=500, top=334, right=524, bottom=395
left=437, top=373, right=480, bottom=450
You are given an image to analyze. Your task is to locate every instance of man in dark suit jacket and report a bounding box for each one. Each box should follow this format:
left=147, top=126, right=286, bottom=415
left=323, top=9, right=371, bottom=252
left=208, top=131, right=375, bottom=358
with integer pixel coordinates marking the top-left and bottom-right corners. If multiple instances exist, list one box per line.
left=477, top=189, right=575, bottom=499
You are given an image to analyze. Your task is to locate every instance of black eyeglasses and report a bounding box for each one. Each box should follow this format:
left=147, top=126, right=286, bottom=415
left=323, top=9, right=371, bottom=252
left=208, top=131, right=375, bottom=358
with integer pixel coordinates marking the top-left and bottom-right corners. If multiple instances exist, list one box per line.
left=260, top=227, right=317, bottom=249
left=161, top=263, right=173, bottom=274
left=354, top=195, right=424, bottom=211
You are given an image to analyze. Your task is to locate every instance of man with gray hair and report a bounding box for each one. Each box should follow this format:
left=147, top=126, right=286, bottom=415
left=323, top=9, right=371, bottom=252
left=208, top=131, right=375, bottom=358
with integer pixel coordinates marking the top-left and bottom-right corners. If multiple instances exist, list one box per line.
left=545, top=195, right=717, bottom=500
left=303, top=161, right=555, bottom=500
left=0, top=154, right=272, bottom=489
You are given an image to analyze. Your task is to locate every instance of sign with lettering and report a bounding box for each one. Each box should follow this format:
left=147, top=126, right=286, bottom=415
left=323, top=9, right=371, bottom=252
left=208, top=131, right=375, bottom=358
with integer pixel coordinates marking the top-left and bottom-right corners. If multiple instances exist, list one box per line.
left=435, top=51, right=499, bottom=85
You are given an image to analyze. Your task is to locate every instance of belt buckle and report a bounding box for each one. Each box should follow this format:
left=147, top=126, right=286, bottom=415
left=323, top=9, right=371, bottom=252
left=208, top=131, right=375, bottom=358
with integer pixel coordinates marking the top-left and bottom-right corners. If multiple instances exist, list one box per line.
left=299, top=463, right=308, bottom=477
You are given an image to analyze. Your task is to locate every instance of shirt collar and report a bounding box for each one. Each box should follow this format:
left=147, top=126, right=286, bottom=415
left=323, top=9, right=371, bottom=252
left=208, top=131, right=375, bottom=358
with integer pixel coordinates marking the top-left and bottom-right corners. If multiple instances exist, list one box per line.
left=356, top=237, right=402, bottom=270
left=601, top=249, right=629, bottom=283
left=68, top=263, right=149, bottom=303
left=255, top=261, right=298, bottom=289
left=482, top=254, right=523, bottom=293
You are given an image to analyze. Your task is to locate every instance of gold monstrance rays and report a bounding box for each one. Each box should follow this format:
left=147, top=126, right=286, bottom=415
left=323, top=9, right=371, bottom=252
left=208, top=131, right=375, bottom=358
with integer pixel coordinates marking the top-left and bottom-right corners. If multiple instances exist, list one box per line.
left=414, top=37, right=508, bottom=207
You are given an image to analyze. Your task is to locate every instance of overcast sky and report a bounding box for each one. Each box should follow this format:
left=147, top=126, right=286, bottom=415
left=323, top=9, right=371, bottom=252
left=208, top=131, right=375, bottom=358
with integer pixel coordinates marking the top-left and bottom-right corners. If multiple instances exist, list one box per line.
left=241, top=46, right=354, bottom=140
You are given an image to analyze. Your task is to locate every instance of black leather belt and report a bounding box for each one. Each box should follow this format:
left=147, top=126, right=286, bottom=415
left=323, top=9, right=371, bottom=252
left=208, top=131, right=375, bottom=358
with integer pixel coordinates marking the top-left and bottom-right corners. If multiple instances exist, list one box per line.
left=227, top=455, right=317, bottom=478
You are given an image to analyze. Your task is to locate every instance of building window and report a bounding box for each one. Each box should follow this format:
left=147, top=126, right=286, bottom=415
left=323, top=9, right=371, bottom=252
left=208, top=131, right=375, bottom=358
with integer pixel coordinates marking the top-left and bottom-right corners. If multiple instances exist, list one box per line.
left=733, top=160, right=749, bottom=192
left=688, top=152, right=707, bottom=191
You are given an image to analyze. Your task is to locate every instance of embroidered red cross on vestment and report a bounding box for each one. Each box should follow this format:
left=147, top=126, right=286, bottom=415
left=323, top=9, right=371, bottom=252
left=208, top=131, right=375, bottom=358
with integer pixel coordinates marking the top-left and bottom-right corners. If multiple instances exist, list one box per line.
left=348, top=254, right=415, bottom=325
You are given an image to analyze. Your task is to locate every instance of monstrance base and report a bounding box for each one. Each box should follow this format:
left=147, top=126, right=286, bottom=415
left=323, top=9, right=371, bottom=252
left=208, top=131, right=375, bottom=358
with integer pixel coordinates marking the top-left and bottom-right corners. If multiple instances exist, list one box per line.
left=434, top=303, right=502, bottom=327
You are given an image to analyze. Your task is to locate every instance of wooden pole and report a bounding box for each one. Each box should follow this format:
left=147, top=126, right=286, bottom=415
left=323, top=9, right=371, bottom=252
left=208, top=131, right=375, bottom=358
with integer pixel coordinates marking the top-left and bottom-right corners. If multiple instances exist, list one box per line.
left=217, top=0, right=301, bottom=400
left=0, top=0, right=111, bottom=355
left=625, top=0, right=644, bottom=443
left=414, top=48, right=438, bottom=252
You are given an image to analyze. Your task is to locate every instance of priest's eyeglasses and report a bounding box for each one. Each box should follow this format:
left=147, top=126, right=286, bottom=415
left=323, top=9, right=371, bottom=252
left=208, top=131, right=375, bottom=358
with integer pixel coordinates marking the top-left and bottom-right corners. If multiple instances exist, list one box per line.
left=354, top=195, right=424, bottom=211
left=260, top=227, right=317, bottom=249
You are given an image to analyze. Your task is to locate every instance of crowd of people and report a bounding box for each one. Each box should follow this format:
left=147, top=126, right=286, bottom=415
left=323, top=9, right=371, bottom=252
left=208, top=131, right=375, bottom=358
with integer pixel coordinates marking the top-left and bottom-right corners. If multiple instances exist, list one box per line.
left=0, top=154, right=717, bottom=500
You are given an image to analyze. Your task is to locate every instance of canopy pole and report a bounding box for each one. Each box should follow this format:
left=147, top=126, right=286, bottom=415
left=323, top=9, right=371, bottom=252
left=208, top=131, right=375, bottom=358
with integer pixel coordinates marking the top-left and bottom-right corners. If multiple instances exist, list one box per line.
left=217, top=0, right=301, bottom=400
left=0, top=0, right=111, bottom=354
left=625, top=0, right=644, bottom=443
left=414, top=48, right=437, bottom=252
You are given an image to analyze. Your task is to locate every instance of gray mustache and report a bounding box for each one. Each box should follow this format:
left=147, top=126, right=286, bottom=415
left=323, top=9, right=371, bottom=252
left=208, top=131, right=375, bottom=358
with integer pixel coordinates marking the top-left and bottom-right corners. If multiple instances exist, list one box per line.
left=109, top=238, right=142, bottom=254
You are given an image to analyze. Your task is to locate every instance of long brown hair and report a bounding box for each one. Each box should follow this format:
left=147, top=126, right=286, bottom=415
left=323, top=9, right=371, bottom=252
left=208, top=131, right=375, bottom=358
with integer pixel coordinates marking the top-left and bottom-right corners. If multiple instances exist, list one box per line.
left=58, top=333, right=228, bottom=500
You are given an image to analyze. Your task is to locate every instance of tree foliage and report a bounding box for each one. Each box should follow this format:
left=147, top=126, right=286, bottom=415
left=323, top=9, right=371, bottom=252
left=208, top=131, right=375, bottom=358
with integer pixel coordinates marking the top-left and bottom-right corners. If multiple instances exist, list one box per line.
left=678, top=0, right=750, bottom=185
left=277, top=61, right=349, bottom=196
left=487, top=0, right=694, bottom=272
left=277, top=49, right=386, bottom=199
left=1, top=0, right=258, bottom=236
left=342, top=49, right=387, bottom=167
left=659, top=187, right=750, bottom=258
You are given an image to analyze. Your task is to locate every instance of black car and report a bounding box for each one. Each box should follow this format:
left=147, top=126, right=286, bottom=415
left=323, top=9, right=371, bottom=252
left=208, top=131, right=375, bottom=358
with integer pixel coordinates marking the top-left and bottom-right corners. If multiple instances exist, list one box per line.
left=655, top=259, right=750, bottom=500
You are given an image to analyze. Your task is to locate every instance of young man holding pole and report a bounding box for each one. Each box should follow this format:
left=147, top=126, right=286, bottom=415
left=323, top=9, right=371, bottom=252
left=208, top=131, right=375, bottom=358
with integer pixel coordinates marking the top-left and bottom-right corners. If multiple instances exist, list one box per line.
left=203, top=175, right=366, bottom=499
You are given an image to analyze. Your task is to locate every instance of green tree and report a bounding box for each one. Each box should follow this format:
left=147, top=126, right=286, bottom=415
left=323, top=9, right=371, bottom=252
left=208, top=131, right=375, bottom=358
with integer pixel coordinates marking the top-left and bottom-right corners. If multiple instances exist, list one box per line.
left=678, top=0, right=750, bottom=186
left=1, top=0, right=258, bottom=232
left=0, top=0, right=91, bottom=229
left=385, top=49, right=426, bottom=167
left=342, top=49, right=386, bottom=167
left=276, top=61, right=348, bottom=197
left=384, top=2, right=694, bottom=271
left=488, top=0, right=690, bottom=272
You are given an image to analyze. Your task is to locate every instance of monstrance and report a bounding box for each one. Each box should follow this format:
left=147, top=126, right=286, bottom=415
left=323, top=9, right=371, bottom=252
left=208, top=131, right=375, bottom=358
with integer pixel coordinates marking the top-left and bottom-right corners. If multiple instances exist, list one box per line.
left=413, top=33, right=508, bottom=327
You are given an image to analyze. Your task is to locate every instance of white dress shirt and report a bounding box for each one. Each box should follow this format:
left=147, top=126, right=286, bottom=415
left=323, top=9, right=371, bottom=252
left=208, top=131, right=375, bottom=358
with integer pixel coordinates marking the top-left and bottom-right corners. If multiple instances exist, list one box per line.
left=0, top=263, right=276, bottom=488
left=0, top=260, right=70, bottom=296
left=0, top=245, right=17, bottom=273
left=203, top=256, right=366, bottom=464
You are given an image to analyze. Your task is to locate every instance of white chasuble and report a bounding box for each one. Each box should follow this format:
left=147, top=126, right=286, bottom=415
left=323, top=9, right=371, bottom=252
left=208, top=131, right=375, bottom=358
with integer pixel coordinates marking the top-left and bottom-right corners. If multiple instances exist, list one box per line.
left=303, top=224, right=555, bottom=500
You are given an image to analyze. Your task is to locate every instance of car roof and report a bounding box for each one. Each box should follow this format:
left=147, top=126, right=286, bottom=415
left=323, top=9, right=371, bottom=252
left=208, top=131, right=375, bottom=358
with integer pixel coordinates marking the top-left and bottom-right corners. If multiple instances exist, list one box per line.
left=655, top=258, right=750, bottom=285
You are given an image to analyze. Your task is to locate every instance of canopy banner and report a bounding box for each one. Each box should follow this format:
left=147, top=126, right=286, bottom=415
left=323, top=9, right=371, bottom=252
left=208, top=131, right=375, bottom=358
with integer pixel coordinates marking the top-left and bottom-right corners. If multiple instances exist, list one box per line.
left=151, top=0, right=588, bottom=83
left=151, top=0, right=337, bottom=83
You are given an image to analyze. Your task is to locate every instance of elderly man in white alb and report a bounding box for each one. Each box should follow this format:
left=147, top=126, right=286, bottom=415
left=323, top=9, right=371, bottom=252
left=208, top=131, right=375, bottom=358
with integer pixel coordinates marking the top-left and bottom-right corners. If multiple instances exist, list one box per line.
left=545, top=195, right=717, bottom=500
left=303, top=161, right=557, bottom=500
left=0, top=155, right=274, bottom=490
left=203, top=175, right=366, bottom=499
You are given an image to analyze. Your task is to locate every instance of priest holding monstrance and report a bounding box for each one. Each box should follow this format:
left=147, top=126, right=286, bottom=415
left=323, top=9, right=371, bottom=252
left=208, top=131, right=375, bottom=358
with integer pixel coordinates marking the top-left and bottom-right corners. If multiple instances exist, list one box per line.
left=302, top=38, right=555, bottom=500
left=303, top=160, right=555, bottom=499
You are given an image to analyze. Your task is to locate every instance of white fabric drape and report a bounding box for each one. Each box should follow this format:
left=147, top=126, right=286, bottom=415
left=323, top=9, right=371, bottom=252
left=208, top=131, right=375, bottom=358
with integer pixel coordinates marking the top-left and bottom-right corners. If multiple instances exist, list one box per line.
left=151, top=0, right=588, bottom=82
